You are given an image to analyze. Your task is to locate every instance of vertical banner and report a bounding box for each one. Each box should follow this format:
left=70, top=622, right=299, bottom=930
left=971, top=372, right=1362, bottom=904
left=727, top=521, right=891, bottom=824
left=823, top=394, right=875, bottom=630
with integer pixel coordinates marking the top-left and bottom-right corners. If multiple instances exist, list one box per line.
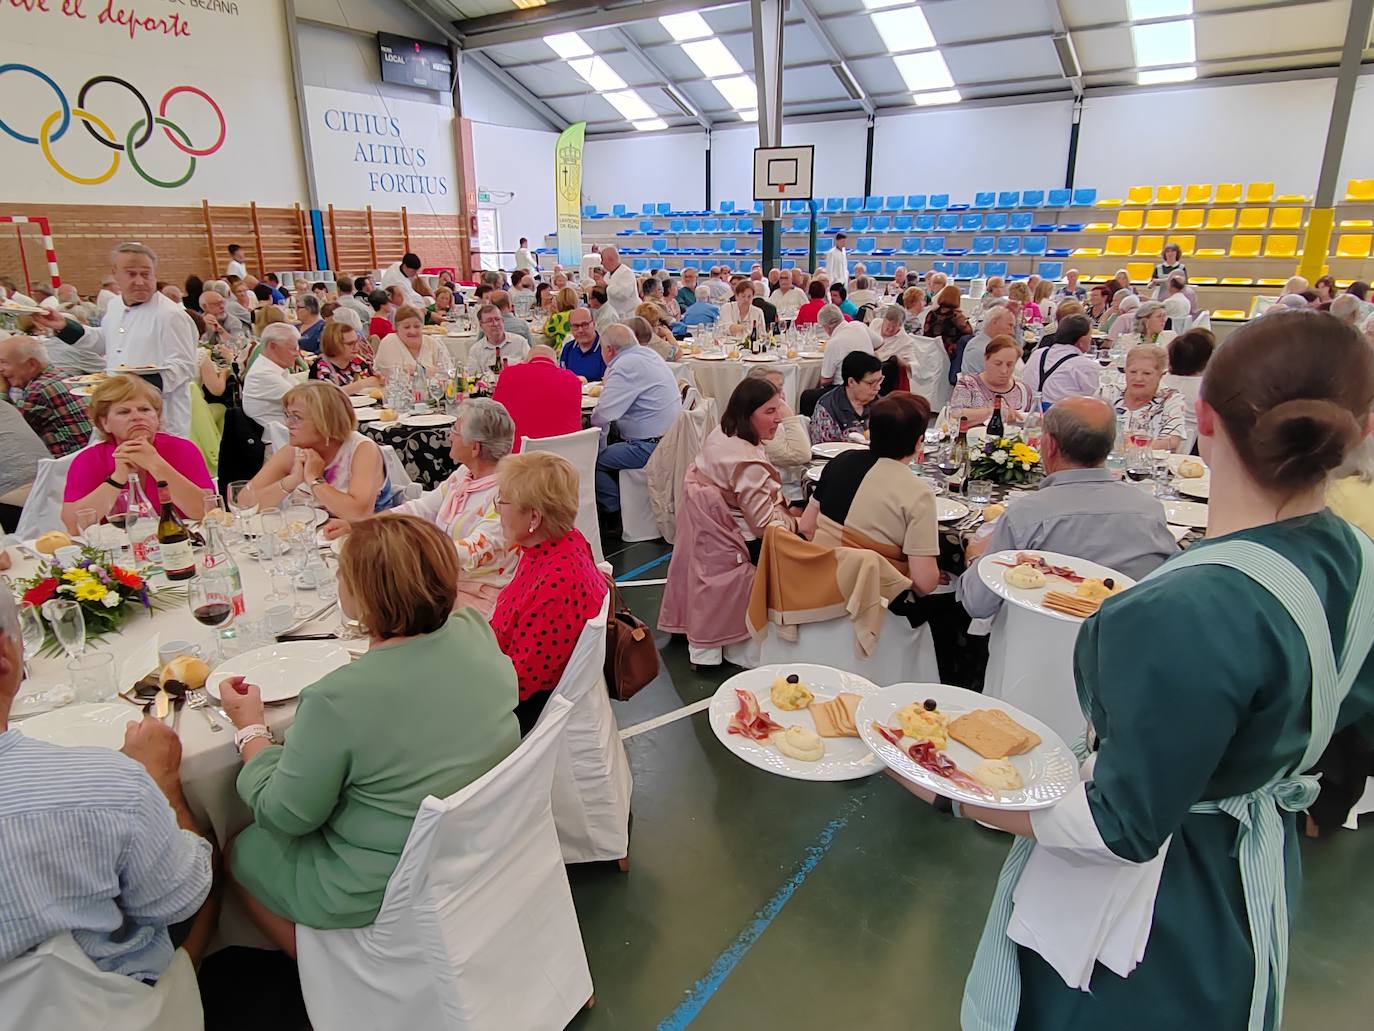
left=555, top=121, right=586, bottom=269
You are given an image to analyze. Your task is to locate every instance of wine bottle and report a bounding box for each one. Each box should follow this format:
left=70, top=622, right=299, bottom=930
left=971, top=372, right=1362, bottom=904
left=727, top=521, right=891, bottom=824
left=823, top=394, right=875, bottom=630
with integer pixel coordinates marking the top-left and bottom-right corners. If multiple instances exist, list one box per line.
left=156, top=481, right=196, bottom=581
left=199, top=520, right=246, bottom=616
left=987, top=395, right=1004, bottom=439
left=949, top=417, right=971, bottom=492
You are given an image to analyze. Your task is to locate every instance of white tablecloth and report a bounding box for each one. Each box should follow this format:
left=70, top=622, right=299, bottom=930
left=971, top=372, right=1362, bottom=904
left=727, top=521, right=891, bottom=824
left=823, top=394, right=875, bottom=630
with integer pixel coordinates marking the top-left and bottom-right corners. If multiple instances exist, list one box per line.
left=681, top=356, right=822, bottom=408
left=440, top=331, right=477, bottom=368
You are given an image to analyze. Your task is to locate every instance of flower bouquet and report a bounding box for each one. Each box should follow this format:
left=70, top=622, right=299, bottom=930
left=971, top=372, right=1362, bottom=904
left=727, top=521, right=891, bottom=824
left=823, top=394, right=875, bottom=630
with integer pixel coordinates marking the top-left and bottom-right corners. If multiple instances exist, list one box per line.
left=17, top=545, right=180, bottom=656
left=969, top=436, right=1042, bottom=486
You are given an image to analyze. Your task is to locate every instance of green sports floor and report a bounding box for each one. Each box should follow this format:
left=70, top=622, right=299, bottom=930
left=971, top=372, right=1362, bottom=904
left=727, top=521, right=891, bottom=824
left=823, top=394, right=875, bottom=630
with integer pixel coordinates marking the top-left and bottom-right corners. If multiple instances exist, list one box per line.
left=203, top=537, right=1374, bottom=1030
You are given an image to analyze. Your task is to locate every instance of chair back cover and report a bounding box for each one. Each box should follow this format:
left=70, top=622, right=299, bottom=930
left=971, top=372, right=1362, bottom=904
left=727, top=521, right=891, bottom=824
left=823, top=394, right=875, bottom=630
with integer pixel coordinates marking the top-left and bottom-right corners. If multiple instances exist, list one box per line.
left=14, top=451, right=80, bottom=539
left=522, top=427, right=604, bottom=564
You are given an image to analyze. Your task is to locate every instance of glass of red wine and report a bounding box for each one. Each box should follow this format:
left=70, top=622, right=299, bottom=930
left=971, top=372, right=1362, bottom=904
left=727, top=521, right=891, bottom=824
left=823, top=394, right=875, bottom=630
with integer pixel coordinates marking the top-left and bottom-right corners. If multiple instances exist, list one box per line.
left=189, top=571, right=235, bottom=662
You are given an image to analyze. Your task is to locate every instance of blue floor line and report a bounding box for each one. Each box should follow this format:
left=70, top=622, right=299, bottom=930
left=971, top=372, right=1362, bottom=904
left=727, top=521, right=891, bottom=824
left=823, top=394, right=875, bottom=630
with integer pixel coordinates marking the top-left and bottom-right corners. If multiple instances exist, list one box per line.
left=616, top=550, right=673, bottom=583
left=655, top=791, right=869, bottom=1030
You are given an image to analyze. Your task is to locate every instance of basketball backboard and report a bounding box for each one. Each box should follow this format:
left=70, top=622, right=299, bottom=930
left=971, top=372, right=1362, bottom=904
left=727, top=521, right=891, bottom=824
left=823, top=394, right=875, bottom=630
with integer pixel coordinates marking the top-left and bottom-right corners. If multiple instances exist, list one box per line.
left=753, top=145, right=814, bottom=201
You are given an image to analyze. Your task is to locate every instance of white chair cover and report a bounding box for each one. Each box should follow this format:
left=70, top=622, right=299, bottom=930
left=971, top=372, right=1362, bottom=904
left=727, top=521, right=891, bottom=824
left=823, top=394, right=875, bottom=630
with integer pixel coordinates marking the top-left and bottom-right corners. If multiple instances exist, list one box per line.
left=295, top=696, right=592, bottom=1031
left=379, top=444, right=421, bottom=502
left=14, top=451, right=80, bottom=539
left=755, top=609, right=940, bottom=686
left=263, top=421, right=290, bottom=454
left=618, top=469, right=659, bottom=542
left=521, top=427, right=604, bottom=564
left=1190, top=310, right=1211, bottom=332
left=983, top=603, right=1087, bottom=744
left=538, top=596, right=633, bottom=864
left=0, top=935, right=204, bottom=1031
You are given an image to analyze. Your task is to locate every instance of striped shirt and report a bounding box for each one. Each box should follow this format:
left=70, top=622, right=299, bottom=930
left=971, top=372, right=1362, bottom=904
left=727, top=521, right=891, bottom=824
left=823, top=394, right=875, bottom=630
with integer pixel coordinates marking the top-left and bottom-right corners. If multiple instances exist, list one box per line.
left=0, top=730, right=212, bottom=981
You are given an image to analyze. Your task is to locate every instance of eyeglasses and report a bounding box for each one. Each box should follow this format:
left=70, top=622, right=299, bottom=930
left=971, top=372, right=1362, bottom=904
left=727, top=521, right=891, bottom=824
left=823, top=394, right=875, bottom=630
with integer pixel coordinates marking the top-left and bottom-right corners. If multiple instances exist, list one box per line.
left=285, top=411, right=305, bottom=425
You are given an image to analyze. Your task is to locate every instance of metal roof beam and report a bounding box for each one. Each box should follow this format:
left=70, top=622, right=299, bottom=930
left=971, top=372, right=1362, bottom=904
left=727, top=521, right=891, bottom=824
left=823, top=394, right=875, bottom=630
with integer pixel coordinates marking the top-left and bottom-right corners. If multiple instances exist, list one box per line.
left=455, top=0, right=741, bottom=51
left=793, top=0, right=874, bottom=117
left=612, top=26, right=712, bottom=130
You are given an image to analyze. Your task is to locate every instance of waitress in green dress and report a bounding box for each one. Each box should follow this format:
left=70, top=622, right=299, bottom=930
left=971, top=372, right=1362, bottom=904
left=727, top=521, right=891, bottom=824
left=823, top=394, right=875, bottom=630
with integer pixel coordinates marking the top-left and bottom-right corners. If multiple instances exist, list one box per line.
left=890, top=311, right=1374, bottom=1030
left=220, top=514, right=520, bottom=954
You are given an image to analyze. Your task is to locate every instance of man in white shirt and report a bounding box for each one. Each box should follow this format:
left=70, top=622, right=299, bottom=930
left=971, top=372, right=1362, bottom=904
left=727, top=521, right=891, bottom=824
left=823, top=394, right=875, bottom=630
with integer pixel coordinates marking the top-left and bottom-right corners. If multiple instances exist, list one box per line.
left=886, top=265, right=908, bottom=297
left=380, top=253, right=431, bottom=309
left=826, top=232, right=850, bottom=286
left=1026, top=315, right=1102, bottom=406
left=513, top=237, right=535, bottom=271
left=33, top=243, right=198, bottom=437
left=225, top=244, right=247, bottom=280
left=601, top=245, right=639, bottom=317
left=849, top=275, right=880, bottom=309
left=0, top=279, right=38, bottom=308
left=705, top=266, right=731, bottom=304
left=95, top=276, right=119, bottom=315
left=817, top=304, right=874, bottom=387
left=241, top=323, right=305, bottom=429
left=768, top=269, right=808, bottom=320
left=466, top=303, right=531, bottom=378
left=590, top=289, right=619, bottom=332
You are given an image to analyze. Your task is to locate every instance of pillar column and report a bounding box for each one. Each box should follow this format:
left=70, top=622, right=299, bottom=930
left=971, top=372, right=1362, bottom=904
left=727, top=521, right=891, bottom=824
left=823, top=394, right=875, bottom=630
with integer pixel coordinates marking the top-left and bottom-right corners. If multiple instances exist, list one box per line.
left=752, top=0, right=785, bottom=274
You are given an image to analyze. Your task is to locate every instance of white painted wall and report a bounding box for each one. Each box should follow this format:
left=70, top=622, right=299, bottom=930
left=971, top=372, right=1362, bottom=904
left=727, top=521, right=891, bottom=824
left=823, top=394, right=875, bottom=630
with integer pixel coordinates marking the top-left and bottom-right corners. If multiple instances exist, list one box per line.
left=472, top=122, right=558, bottom=256
left=460, top=59, right=559, bottom=133
left=582, top=133, right=707, bottom=212
left=1337, top=76, right=1374, bottom=192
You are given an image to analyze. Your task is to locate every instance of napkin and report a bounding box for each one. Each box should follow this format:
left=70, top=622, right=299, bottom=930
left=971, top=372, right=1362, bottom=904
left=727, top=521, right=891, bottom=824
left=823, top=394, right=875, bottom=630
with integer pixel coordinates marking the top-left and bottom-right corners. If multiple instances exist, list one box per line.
left=120, top=634, right=161, bottom=690
left=1167, top=524, right=1192, bottom=542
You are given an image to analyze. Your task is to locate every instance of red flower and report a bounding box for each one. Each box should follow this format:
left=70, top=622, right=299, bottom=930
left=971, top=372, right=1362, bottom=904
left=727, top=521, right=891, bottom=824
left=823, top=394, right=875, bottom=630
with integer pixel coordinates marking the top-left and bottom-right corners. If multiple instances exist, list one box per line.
left=22, top=577, right=59, bottom=607
left=110, top=567, right=143, bottom=590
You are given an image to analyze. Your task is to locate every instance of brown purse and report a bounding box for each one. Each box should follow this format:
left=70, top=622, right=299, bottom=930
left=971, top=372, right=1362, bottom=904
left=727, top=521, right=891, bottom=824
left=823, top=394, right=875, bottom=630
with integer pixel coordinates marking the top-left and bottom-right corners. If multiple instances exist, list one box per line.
left=603, top=575, right=659, bottom=701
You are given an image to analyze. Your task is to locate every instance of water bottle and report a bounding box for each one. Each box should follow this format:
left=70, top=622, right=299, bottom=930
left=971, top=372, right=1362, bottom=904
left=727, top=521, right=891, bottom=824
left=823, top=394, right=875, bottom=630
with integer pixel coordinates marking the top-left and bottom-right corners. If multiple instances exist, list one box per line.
left=200, top=520, right=246, bottom=617
left=125, top=476, right=160, bottom=566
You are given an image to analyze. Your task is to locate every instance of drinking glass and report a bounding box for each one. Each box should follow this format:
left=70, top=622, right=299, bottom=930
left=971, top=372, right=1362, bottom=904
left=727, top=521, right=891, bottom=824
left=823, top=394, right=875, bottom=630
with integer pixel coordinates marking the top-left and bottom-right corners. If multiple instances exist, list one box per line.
left=12, top=603, right=71, bottom=715
left=43, top=600, right=85, bottom=659
left=189, top=571, right=235, bottom=662
left=256, top=510, right=285, bottom=563
left=1126, top=447, right=1153, bottom=487
left=68, top=652, right=116, bottom=704
left=1153, top=454, right=1180, bottom=500
left=967, top=480, right=994, bottom=506
left=74, top=508, right=100, bottom=540
left=227, top=480, right=259, bottom=543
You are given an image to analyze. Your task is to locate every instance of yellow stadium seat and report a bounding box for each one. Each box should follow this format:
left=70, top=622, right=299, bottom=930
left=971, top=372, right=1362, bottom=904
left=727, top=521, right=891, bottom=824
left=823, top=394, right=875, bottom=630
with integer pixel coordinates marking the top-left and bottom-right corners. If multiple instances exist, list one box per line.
left=1144, top=210, right=1173, bottom=230
left=1229, top=235, right=1262, bottom=258
left=1125, top=186, right=1153, bottom=205
left=1340, top=219, right=1373, bottom=229
left=1336, top=234, right=1373, bottom=258
left=1204, top=209, right=1237, bottom=230
left=1336, top=279, right=1354, bottom=288
left=1184, top=184, right=1213, bottom=204
left=1346, top=179, right=1374, bottom=202
left=1245, top=182, right=1275, bottom=203
left=1215, top=183, right=1243, bottom=204
left=1264, top=235, right=1298, bottom=258
left=1221, top=278, right=1255, bottom=286
left=1084, top=222, right=1114, bottom=232
left=1237, top=208, right=1269, bottom=230
left=1104, top=236, right=1133, bottom=257
left=1275, top=194, right=1309, bottom=204
left=1167, top=235, right=1196, bottom=254
left=1175, top=209, right=1205, bottom=230
left=1195, top=247, right=1226, bottom=257
left=1095, top=198, right=1123, bottom=207
left=1135, top=234, right=1165, bottom=256
left=1073, top=247, right=1103, bottom=257
left=1256, top=279, right=1288, bottom=287
left=1154, top=185, right=1182, bottom=205
left=1270, top=208, right=1302, bottom=230
left=1113, top=210, right=1144, bottom=230
left=1125, top=262, right=1154, bottom=282
left=1188, top=276, right=1218, bottom=285
left=1213, top=309, right=1248, bottom=320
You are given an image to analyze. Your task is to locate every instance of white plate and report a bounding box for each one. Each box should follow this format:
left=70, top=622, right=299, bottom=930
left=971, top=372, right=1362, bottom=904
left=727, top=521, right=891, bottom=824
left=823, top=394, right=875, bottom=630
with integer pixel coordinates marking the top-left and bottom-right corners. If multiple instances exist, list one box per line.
left=977, top=549, right=1136, bottom=624
left=400, top=413, right=456, bottom=428
left=70, top=385, right=93, bottom=397
left=354, top=408, right=382, bottom=422
left=857, top=683, right=1077, bottom=810
left=1174, top=478, right=1210, bottom=500
left=16, top=703, right=134, bottom=750
left=798, top=351, right=825, bottom=360
left=1, top=300, right=50, bottom=315
left=1166, top=454, right=1209, bottom=477
left=811, top=441, right=867, bottom=459
left=742, top=353, right=777, bottom=362
left=348, top=394, right=374, bottom=408
left=690, top=353, right=728, bottom=361
left=936, top=496, right=970, bottom=522
left=708, top=664, right=883, bottom=781
left=112, top=364, right=169, bottom=374
left=1163, top=499, right=1209, bottom=527
left=205, top=640, right=349, bottom=704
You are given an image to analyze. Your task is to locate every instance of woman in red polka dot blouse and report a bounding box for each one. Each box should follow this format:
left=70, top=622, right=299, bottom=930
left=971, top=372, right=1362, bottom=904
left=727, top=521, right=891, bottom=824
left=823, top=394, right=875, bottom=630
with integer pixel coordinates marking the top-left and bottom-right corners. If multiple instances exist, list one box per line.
left=490, top=451, right=609, bottom=734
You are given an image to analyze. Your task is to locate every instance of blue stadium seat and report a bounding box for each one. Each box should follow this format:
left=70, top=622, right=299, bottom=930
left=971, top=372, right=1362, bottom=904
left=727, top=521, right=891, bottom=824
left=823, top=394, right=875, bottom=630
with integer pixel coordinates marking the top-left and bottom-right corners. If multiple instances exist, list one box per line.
left=885, top=195, right=905, bottom=211
left=996, top=237, right=1022, bottom=255
left=932, top=260, right=955, bottom=276
left=686, top=218, right=701, bottom=231
left=582, top=204, right=597, bottom=217
left=893, top=214, right=914, bottom=231
left=782, top=258, right=797, bottom=269
left=613, top=204, right=628, bottom=217
left=946, top=202, right=970, bottom=212
left=1031, top=223, right=1058, bottom=233
left=615, top=228, right=635, bottom=236
left=639, top=219, right=654, bottom=233
left=937, top=214, right=959, bottom=231
left=982, top=260, right=1008, bottom=278
left=956, top=261, right=981, bottom=279
left=739, top=219, right=756, bottom=233
left=719, top=217, right=737, bottom=232
left=1038, top=261, right=1064, bottom=281
left=856, top=237, right=877, bottom=253
left=785, top=200, right=805, bottom=213
left=960, top=213, right=984, bottom=231
left=872, top=215, right=891, bottom=231
left=1021, top=190, right=1045, bottom=207
left=921, top=237, right=945, bottom=255
left=974, top=192, right=995, bottom=208
left=752, top=201, right=764, bottom=214
left=852, top=215, right=870, bottom=231
left=1022, top=236, right=1048, bottom=256
left=720, top=200, right=736, bottom=213
left=899, top=237, right=922, bottom=254
left=1072, top=188, right=1097, bottom=206
left=916, top=214, right=937, bottom=231
left=817, top=238, right=834, bottom=253
left=791, top=216, right=809, bottom=232
left=641, top=203, right=655, bottom=215
left=669, top=219, right=685, bottom=233
left=815, top=215, right=831, bottom=232
left=1047, top=189, right=1071, bottom=207
left=703, top=218, right=719, bottom=231
left=634, top=258, right=649, bottom=271
left=656, top=203, right=671, bottom=215
left=845, top=197, right=864, bottom=212
left=970, top=236, right=995, bottom=255
left=986, top=213, right=1009, bottom=230
left=1046, top=247, right=1073, bottom=258
left=928, top=193, right=950, bottom=210
left=719, top=238, right=737, bottom=253
left=825, top=197, right=843, bottom=212
left=1010, top=212, right=1034, bottom=230
left=651, top=239, right=668, bottom=252
left=864, top=196, right=882, bottom=211
left=906, top=194, right=927, bottom=210
left=997, top=192, right=1020, bottom=208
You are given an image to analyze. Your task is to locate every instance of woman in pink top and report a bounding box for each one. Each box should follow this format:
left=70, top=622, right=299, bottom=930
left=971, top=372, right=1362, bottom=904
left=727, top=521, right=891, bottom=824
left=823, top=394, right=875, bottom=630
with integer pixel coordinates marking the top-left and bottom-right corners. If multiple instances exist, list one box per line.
left=62, top=374, right=214, bottom=532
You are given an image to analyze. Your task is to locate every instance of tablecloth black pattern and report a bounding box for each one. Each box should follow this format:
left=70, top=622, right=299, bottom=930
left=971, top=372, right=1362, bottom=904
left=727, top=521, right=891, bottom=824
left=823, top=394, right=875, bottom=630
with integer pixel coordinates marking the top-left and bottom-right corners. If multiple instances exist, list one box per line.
left=361, top=422, right=456, bottom=490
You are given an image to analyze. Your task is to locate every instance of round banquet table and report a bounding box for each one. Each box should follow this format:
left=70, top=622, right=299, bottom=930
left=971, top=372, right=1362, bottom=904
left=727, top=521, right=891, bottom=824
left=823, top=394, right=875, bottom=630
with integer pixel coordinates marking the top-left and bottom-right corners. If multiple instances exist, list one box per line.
left=681, top=355, right=822, bottom=408
left=4, top=542, right=354, bottom=951
left=361, top=418, right=457, bottom=490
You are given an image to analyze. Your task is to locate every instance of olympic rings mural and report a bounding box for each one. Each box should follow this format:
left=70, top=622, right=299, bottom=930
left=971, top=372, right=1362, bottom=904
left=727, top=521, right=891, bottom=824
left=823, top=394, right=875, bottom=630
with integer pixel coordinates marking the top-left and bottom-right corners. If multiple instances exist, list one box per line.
left=0, top=64, right=226, bottom=188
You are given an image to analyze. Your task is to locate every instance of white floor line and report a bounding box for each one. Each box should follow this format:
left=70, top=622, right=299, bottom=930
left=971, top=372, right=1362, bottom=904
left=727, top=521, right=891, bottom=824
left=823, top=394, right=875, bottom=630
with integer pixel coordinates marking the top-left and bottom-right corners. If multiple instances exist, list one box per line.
left=619, top=697, right=713, bottom=740
left=615, top=577, right=668, bottom=588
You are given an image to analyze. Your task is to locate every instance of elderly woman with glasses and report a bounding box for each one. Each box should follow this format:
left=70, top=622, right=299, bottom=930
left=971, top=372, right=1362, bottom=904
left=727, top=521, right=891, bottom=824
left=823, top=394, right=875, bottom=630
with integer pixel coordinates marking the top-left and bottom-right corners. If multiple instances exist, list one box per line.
left=324, top=397, right=517, bottom=615
left=310, top=322, right=381, bottom=395
left=1101, top=342, right=1187, bottom=452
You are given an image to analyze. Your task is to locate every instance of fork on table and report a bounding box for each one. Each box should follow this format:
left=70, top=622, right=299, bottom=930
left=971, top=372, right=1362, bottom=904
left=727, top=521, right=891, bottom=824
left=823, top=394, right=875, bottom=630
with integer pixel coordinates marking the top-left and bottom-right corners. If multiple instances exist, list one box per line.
left=185, top=689, right=223, bottom=732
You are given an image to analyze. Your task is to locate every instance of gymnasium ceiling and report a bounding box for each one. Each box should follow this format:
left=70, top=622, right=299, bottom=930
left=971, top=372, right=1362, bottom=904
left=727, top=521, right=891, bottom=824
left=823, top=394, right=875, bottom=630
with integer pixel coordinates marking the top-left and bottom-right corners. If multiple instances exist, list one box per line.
left=400, top=0, right=1372, bottom=134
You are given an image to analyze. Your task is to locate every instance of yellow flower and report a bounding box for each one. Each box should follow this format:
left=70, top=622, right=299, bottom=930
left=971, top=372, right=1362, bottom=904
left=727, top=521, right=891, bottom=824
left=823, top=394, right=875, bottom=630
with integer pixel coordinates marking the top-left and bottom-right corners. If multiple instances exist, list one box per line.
left=74, top=580, right=108, bottom=602
left=62, top=568, right=93, bottom=583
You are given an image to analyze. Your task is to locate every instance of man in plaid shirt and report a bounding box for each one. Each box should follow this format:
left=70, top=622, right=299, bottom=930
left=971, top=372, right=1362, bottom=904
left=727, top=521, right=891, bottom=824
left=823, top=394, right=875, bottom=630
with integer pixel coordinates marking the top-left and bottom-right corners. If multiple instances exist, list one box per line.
left=0, top=334, right=92, bottom=457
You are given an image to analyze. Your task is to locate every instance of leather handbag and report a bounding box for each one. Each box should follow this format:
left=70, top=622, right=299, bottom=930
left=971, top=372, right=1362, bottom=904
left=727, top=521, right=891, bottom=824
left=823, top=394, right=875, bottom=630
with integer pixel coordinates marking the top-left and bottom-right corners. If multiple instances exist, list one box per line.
left=603, top=575, right=659, bottom=701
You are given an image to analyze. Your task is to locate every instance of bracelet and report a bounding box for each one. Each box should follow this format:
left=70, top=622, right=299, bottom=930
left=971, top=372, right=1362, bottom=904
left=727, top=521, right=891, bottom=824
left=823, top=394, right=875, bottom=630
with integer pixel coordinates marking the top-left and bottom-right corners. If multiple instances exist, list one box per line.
left=233, top=723, right=274, bottom=752
left=104, top=475, right=128, bottom=490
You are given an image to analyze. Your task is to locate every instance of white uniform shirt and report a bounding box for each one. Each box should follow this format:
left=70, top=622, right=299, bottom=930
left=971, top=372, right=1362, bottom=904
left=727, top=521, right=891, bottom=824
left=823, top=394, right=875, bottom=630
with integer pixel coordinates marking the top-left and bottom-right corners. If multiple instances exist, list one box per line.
left=226, top=259, right=247, bottom=279
left=380, top=262, right=425, bottom=308
left=514, top=247, right=534, bottom=271
left=826, top=247, right=850, bottom=286
left=820, top=321, right=875, bottom=382
left=605, top=263, right=639, bottom=317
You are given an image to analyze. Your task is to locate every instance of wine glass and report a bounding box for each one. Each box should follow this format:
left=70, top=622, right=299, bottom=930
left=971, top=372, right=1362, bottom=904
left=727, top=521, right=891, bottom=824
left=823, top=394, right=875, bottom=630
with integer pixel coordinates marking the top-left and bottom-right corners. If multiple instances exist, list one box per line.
left=43, top=600, right=86, bottom=660
left=74, top=507, right=99, bottom=540
left=227, top=480, right=258, bottom=541
left=13, top=603, right=70, bottom=714
left=189, top=571, right=235, bottom=662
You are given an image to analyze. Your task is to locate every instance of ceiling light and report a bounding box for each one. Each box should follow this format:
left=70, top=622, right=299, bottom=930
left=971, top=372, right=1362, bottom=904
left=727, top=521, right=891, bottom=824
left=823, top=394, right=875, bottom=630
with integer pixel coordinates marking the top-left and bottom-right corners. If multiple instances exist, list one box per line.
left=712, top=74, right=758, bottom=111
left=913, top=89, right=961, bottom=106
left=892, top=51, right=954, bottom=93
left=832, top=63, right=863, bottom=101
left=568, top=57, right=627, bottom=92
left=870, top=6, right=935, bottom=52
left=632, top=118, right=668, bottom=131
left=682, top=38, right=744, bottom=79
left=1131, top=19, right=1195, bottom=67
left=604, top=90, right=659, bottom=122
left=1052, top=32, right=1081, bottom=79
left=544, top=32, right=592, bottom=59
left=511, top=0, right=545, bottom=8
left=1137, top=66, right=1197, bottom=85
left=739, top=109, right=759, bottom=122
left=658, top=12, right=712, bottom=41
left=1127, top=0, right=1192, bottom=18
left=861, top=0, right=907, bottom=8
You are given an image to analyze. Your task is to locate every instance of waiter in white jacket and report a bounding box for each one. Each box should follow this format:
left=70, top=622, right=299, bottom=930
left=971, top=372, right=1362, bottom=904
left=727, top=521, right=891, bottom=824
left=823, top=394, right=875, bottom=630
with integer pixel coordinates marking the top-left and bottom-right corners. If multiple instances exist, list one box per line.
left=601, top=245, right=640, bottom=317
left=34, top=242, right=198, bottom=437
left=826, top=231, right=851, bottom=287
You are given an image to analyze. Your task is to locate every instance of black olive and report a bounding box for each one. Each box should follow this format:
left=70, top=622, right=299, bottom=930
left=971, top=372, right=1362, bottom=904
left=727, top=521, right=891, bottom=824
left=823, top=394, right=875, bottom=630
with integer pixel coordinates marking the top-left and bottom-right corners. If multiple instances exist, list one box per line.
left=1104, top=578, right=1115, bottom=589
left=923, top=698, right=938, bottom=711
left=786, top=674, right=800, bottom=684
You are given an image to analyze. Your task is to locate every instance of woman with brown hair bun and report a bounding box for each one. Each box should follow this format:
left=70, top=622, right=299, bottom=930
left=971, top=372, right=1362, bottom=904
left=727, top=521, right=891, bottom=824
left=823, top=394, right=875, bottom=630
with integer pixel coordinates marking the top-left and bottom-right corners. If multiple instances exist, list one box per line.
left=922, top=284, right=973, bottom=358
left=893, top=310, right=1374, bottom=1031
